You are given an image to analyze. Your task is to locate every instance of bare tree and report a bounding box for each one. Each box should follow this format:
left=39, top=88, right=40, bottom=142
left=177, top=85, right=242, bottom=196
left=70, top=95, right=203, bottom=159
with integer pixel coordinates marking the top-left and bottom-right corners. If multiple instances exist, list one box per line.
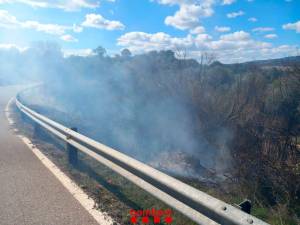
left=174, top=46, right=188, bottom=60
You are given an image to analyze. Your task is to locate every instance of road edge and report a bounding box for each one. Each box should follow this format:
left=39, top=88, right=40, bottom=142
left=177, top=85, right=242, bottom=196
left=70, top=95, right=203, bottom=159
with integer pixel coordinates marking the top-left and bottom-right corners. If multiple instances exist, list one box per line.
left=5, top=97, right=115, bottom=225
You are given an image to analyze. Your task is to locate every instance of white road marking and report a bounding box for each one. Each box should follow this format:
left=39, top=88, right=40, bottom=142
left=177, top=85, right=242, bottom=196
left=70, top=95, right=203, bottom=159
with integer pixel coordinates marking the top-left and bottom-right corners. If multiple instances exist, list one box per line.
left=5, top=98, right=14, bottom=125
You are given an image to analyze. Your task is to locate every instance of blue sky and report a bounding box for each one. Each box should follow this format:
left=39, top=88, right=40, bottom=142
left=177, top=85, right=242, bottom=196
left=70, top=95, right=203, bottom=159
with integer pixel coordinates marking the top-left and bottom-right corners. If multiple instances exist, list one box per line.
left=0, top=0, right=299, bottom=63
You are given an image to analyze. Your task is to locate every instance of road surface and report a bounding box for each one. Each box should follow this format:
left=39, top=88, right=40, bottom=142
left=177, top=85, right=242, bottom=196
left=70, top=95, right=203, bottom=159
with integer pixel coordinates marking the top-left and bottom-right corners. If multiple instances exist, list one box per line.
left=0, top=85, right=100, bottom=225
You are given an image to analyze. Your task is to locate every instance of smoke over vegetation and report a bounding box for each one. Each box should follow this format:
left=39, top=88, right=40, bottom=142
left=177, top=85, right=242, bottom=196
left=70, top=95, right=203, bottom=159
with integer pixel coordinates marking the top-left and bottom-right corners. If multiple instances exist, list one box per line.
left=1, top=42, right=236, bottom=180
left=8, top=43, right=232, bottom=180
left=2, top=42, right=300, bottom=223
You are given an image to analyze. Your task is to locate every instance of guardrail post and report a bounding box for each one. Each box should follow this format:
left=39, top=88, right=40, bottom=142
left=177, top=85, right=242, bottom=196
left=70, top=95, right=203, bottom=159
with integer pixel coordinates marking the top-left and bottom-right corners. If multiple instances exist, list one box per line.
left=238, top=199, right=252, bottom=214
left=20, top=109, right=29, bottom=123
left=34, top=122, right=43, bottom=139
left=67, top=127, right=78, bottom=166
left=21, top=110, right=26, bottom=121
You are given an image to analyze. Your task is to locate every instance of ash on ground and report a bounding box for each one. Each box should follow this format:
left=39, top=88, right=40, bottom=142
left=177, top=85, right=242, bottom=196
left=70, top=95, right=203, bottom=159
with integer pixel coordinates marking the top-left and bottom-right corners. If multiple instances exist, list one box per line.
left=149, top=151, right=223, bottom=183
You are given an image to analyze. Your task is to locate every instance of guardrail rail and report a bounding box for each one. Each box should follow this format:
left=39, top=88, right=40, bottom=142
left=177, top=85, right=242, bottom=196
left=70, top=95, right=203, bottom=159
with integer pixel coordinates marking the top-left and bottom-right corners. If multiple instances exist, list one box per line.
left=15, top=95, right=270, bottom=225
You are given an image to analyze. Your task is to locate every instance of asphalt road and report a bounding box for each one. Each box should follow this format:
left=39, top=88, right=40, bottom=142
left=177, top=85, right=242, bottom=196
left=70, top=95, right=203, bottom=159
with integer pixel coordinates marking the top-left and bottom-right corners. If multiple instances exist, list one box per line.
left=0, top=85, right=99, bottom=225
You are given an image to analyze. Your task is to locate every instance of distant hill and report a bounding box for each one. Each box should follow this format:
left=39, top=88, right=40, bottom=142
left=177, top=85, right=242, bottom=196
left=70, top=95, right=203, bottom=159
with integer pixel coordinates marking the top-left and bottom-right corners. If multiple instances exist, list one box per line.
left=235, top=56, right=300, bottom=67
left=210, top=56, right=300, bottom=73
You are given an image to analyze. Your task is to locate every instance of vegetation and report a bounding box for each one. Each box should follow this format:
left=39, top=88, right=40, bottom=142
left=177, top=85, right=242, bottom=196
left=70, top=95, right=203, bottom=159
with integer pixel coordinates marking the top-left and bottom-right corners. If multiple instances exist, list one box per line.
left=2, top=44, right=300, bottom=224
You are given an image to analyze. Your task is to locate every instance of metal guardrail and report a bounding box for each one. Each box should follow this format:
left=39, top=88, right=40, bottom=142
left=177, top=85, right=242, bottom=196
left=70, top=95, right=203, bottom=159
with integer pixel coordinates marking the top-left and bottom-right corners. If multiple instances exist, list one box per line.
left=15, top=96, right=269, bottom=225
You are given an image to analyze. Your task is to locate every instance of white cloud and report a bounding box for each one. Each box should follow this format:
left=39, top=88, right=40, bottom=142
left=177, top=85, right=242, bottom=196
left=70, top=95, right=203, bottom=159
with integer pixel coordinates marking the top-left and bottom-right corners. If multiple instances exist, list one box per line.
left=63, top=48, right=94, bottom=57
left=0, top=43, right=27, bottom=51
left=0, top=10, right=82, bottom=39
left=264, top=34, right=278, bottom=39
left=0, top=10, right=122, bottom=44
left=212, top=31, right=272, bottom=52
left=60, top=34, right=78, bottom=42
left=82, top=13, right=125, bottom=30
left=283, top=21, right=300, bottom=33
left=117, top=31, right=194, bottom=53
left=154, top=0, right=216, bottom=30
left=220, top=31, right=251, bottom=41
left=0, top=10, right=19, bottom=28
left=252, top=27, right=275, bottom=32
left=222, top=0, right=235, bottom=5
left=215, top=26, right=231, bottom=32
left=190, top=26, right=205, bottom=34
left=194, top=33, right=212, bottom=48
left=248, top=17, right=257, bottom=22
left=0, top=0, right=100, bottom=11
left=73, top=24, right=83, bottom=33
left=227, top=10, right=244, bottom=18
left=117, top=30, right=292, bottom=63
left=22, top=20, right=68, bottom=35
